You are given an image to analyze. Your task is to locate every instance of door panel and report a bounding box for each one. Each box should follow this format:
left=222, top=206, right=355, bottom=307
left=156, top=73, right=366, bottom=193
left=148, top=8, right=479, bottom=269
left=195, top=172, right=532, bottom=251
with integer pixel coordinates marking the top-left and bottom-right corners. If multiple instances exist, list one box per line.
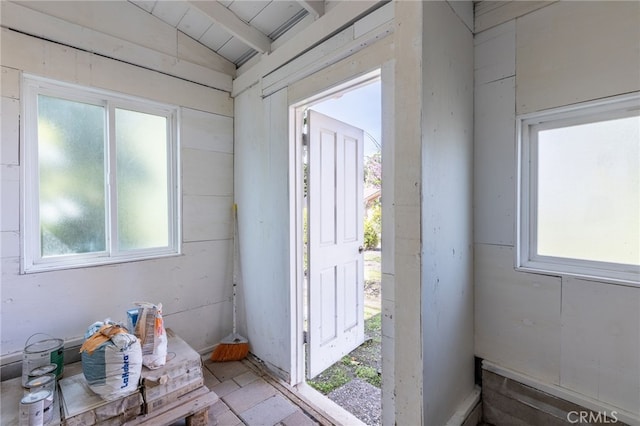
left=307, top=110, right=365, bottom=379
left=320, top=266, right=337, bottom=344
left=343, top=136, right=359, bottom=242
left=320, top=130, right=336, bottom=245
left=343, top=260, right=358, bottom=329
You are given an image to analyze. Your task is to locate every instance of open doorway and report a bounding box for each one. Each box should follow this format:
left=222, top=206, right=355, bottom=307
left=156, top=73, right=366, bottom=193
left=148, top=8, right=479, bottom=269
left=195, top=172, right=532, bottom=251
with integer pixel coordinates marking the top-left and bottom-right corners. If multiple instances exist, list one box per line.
left=293, top=74, right=382, bottom=425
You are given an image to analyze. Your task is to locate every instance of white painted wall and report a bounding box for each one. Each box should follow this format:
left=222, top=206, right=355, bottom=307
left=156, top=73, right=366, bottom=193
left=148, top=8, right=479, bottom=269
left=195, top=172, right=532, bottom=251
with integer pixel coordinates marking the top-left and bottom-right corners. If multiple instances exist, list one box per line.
left=233, top=3, right=478, bottom=423
left=474, top=1, right=640, bottom=420
left=380, top=59, right=396, bottom=426
left=233, top=86, right=292, bottom=379
left=0, top=20, right=235, bottom=364
left=1, top=1, right=234, bottom=91
left=231, top=1, right=397, bottom=390
left=392, top=3, right=424, bottom=423
left=392, top=2, right=477, bottom=424
left=421, top=2, right=475, bottom=424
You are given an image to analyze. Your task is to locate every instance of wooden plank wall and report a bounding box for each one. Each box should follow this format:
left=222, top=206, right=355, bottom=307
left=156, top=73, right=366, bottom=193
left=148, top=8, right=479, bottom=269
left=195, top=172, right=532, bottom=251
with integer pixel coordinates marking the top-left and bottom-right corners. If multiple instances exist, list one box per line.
left=0, top=14, right=235, bottom=366
left=233, top=85, right=293, bottom=380
left=482, top=369, right=628, bottom=426
left=474, top=2, right=640, bottom=422
left=238, top=3, right=478, bottom=424
left=392, top=3, right=425, bottom=424
left=1, top=1, right=234, bottom=91
left=421, top=2, right=475, bottom=425
left=474, top=1, right=556, bottom=33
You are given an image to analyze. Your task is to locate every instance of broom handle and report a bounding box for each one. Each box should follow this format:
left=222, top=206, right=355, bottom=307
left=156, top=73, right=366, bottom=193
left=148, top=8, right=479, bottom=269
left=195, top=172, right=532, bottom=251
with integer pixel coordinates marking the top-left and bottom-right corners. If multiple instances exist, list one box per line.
left=232, top=203, right=238, bottom=336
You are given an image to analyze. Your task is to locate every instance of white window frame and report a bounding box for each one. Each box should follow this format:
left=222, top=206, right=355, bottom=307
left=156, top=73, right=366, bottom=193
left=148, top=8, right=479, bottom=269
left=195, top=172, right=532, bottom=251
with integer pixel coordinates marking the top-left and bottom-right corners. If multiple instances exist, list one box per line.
left=21, top=75, right=181, bottom=273
left=517, top=92, right=640, bottom=286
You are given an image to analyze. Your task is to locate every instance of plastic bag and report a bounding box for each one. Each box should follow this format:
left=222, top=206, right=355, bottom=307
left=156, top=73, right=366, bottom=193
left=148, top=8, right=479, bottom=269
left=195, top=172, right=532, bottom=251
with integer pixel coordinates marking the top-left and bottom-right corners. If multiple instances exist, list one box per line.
left=80, top=321, right=142, bottom=401
left=127, top=302, right=167, bottom=369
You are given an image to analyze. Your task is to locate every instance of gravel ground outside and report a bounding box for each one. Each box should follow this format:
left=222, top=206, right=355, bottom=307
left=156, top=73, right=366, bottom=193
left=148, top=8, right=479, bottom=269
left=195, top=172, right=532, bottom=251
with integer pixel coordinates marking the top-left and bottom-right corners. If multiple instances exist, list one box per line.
left=328, top=379, right=381, bottom=425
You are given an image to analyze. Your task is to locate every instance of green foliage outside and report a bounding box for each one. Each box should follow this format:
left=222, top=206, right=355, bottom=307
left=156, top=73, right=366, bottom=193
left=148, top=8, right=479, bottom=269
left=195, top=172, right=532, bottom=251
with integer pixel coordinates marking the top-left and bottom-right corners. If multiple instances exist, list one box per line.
left=364, top=202, right=381, bottom=250
left=364, top=219, right=379, bottom=250
left=307, top=364, right=351, bottom=394
left=355, top=365, right=382, bottom=387
left=365, top=311, right=381, bottom=338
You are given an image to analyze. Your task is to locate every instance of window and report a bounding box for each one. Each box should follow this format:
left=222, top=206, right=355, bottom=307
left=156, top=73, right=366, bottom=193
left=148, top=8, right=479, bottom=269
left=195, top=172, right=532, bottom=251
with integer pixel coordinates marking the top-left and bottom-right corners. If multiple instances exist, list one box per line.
left=518, top=93, right=640, bottom=284
left=22, top=75, right=179, bottom=272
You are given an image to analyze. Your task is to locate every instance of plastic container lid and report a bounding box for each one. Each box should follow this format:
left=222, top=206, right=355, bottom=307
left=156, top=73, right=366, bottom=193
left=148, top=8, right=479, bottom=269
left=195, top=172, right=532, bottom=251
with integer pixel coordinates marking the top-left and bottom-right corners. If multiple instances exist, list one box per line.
left=29, top=364, right=57, bottom=377
left=21, top=390, right=52, bottom=404
left=25, top=373, right=55, bottom=388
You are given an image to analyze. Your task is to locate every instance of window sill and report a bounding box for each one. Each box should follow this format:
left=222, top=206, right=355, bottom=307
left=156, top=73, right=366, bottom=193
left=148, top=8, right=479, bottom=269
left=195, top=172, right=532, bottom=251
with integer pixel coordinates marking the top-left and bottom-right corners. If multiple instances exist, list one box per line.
left=22, top=251, right=183, bottom=274
left=516, top=262, right=640, bottom=288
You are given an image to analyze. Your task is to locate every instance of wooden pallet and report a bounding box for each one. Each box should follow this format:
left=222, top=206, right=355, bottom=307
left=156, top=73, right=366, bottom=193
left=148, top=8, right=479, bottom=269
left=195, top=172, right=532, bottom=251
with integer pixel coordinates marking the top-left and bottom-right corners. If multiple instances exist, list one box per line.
left=124, top=386, right=217, bottom=426
left=140, top=329, right=205, bottom=414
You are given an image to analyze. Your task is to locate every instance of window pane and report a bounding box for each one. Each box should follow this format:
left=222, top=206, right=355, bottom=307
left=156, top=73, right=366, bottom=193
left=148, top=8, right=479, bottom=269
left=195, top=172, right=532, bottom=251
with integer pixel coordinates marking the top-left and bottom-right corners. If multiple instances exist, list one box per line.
left=115, top=109, right=169, bottom=251
left=38, top=95, right=106, bottom=256
left=537, top=115, right=640, bottom=265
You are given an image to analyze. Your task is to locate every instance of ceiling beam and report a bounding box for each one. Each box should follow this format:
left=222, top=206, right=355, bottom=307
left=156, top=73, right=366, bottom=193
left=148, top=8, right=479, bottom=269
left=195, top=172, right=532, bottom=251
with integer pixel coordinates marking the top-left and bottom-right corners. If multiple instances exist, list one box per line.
left=186, top=0, right=271, bottom=54
left=297, top=0, right=324, bottom=18
left=233, top=1, right=381, bottom=97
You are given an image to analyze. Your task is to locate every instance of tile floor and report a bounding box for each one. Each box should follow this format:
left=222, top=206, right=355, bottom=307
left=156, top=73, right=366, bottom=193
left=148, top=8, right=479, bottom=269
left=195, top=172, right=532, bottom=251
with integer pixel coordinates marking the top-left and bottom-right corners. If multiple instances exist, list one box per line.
left=172, top=356, right=325, bottom=426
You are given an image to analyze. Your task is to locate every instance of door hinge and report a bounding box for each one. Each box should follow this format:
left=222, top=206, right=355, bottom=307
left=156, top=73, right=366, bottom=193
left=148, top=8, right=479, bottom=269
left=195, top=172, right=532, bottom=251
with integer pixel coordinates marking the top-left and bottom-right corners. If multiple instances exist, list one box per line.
left=303, top=330, right=308, bottom=344
left=302, top=133, right=308, bottom=146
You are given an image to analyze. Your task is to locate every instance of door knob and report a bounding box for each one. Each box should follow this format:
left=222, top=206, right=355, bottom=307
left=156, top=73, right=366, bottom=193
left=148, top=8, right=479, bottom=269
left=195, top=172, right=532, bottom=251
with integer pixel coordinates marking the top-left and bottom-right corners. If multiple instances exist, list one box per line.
left=358, top=246, right=364, bottom=253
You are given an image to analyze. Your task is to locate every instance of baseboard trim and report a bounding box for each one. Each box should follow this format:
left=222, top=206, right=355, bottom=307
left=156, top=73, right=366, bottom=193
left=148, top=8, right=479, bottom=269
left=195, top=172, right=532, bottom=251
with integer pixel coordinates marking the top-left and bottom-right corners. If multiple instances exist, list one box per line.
left=482, top=361, right=639, bottom=426
left=446, top=386, right=482, bottom=426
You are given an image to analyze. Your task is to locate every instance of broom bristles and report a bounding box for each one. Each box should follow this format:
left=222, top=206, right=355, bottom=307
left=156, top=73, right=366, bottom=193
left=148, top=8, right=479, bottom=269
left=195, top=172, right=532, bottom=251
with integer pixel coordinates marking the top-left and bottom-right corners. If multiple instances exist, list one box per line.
left=210, top=333, right=249, bottom=362
left=211, top=342, right=249, bottom=362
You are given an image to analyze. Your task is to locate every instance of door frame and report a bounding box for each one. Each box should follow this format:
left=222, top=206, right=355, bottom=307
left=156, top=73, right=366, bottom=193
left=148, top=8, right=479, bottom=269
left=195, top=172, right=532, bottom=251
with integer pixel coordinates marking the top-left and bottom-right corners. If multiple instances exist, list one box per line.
left=289, top=70, right=382, bottom=386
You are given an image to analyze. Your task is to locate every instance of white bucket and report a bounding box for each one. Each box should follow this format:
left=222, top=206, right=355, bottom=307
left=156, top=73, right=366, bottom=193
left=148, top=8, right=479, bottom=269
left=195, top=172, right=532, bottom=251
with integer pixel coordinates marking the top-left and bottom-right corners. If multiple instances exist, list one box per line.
left=22, top=334, right=64, bottom=387
left=19, top=389, right=52, bottom=426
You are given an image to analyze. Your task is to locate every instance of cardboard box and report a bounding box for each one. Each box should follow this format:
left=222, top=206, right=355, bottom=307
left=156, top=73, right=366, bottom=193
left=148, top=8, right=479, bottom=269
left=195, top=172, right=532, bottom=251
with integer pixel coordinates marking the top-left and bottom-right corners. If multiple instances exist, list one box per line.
left=58, top=373, right=143, bottom=426
left=140, top=329, right=203, bottom=404
left=145, top=376, right=204, bottom=414
left=143, top=365, right=203, bottom=402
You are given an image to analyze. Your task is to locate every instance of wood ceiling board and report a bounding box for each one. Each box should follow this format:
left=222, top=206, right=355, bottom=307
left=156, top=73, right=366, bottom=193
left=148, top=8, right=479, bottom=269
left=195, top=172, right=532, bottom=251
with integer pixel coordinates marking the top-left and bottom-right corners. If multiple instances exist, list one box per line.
left=233, top=0, right=380, bottom=96
left=218, top=36, right=255, bottom=63
left=200, top=23, right=233, bottom=51
left=177, top=31, right=236, bottom=76
left=130, top=0, right=156, bottom=13
left=16, top=1, right=177, bottom=57
left=228, top=0, right=271, bottom=23
left=189, top=0, right=271, bottom=53
left=178, top=6, right=213, bottom=40
left=250, top=1, right=304, bottom=37
left=152, top=1, right=189, bottom=27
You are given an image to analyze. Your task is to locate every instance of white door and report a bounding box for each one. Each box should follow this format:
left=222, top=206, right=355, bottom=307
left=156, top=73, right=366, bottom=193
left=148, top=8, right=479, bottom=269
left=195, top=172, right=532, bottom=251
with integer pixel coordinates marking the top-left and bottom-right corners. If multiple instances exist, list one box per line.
left=307, top=110, right=365, bottom=379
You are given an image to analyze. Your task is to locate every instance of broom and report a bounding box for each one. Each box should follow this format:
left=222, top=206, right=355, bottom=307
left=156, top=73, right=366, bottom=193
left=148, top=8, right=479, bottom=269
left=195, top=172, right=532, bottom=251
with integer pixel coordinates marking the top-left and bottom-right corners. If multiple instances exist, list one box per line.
left=211, top=204, right=249, bottom=362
